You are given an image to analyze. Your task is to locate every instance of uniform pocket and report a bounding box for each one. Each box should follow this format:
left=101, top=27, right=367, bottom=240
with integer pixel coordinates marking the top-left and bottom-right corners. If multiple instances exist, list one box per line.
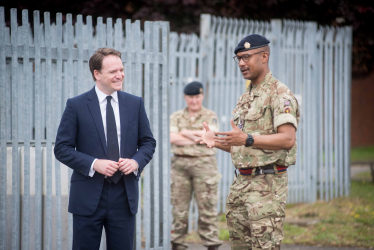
left=251, top=216, right=277, bottom=249
left=243, top=108, right=263, bottom=134
left=251, top=215, right=285, bottom=249
left=245, top=108, right=263, bottom=121
left=204, top=173, right=222, bottom=206
left=244, top=175, right=275, bottom=221
left=245, top=106, right=274, bottom=133
left=205, top=173, right=222, bottom=185
left=233, top=113, right=240, bottom=124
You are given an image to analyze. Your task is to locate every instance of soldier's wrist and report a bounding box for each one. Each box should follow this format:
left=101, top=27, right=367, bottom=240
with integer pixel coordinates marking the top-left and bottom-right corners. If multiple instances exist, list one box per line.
left=245, top=134, right=254, bottom=147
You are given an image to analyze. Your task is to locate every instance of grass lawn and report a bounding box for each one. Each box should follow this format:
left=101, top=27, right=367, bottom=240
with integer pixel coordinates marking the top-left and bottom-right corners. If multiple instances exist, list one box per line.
left=351, top=146, right=374, bottom=162
left=185, top=146, right=374, bottom=247
left=282, top=180, right=374, bottom=248
left=185, top=180, right=374, bottom=248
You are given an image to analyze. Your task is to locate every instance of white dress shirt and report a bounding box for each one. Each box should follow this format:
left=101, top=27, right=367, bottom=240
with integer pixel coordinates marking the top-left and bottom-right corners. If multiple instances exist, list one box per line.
left=89, top=86, right=138, bottom=177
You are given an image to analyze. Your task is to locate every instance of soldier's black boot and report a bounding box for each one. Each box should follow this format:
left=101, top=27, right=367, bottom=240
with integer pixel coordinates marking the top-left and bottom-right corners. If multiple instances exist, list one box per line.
left=171, top=243, right=178, bottom=250
left=207, top=246, right=219, bottom=250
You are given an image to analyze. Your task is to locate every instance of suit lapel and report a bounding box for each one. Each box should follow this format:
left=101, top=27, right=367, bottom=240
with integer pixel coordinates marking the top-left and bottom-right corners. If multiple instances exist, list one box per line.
left=118, top=91, right=129, bottom=158
left=87, top=87, right=108, bottom=157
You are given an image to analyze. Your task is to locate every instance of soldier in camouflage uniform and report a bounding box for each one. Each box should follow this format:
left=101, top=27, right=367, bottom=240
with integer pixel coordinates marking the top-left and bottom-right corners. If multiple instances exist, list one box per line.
left=170, top=81, right=223, bottom=250
left=195, top=34, right=300, bottom=250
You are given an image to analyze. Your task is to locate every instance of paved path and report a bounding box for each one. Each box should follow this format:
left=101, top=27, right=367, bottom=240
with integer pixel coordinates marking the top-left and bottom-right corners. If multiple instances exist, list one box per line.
left=188, top=243, right=370, bottom=250
left=351, top=164, right=372, bottom=181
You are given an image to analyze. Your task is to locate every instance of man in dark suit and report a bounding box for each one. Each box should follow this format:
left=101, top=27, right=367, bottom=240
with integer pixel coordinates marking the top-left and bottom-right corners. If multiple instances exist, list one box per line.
left=54, top=48, right=156, bottom=249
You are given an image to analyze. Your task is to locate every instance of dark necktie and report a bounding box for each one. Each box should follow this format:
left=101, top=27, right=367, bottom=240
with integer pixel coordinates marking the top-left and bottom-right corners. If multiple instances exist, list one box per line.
left=106, top=96, right=121, bottom=184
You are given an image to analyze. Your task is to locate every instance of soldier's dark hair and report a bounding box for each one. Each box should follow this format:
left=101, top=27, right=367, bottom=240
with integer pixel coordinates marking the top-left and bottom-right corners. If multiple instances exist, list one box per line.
left=264, top=45, right=270, bottom=64
left=264, top=45, right=270, bottom=54
left=89, top=48, right=122, bottom=81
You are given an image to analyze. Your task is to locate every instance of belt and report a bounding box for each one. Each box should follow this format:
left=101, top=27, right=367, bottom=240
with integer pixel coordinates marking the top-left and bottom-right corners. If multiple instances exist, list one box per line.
left=174, top=154, right=211, bottom=158
left=238, top=165, right=287, bottom=176
left=174, top=154, right=198, bottom=158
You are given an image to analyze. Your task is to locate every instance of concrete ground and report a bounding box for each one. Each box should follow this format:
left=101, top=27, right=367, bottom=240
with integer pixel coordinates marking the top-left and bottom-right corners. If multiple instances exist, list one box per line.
left=350, top=164, right=373, bottom=181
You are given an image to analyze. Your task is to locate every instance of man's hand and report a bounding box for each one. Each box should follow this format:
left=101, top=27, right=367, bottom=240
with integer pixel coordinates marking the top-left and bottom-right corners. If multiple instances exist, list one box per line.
left=118, top=158, right=138, bottom=175
left=194, top=122, right=216, bottom=148
left=214, top=119, right=247, bottom=146
left=180, top=129, right=202, bottom=141
left=93, top=159, right=119, bottom=177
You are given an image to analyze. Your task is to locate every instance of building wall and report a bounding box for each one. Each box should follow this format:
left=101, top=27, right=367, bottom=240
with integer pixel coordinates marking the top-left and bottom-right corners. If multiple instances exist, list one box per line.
left=351, top=71, right=374, bottom=147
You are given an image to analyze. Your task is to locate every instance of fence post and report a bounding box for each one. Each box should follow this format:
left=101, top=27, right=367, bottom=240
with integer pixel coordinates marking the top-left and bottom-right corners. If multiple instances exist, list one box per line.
left=0, top=6, right=7, bottom=250
left=10, top=8, right=21, bottom=250
left=200, top=13, right=211, bottom=105
left=270, top=19, right=282, bottom=79
left=343, top=26, right=352, bottom=196
left=161, top=21, right=171, bottom=250
left=306, top=21, right=318, bottom=203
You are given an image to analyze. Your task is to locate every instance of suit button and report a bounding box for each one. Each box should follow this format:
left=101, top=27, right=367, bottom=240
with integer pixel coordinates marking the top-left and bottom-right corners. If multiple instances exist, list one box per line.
left=100, top=181, right=103, bottom=184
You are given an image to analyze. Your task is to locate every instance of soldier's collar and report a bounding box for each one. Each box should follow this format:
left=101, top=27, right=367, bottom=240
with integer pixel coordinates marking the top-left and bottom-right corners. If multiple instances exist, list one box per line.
left=250, top=71, right=273, bottom=97
left=263, top=70, right=273, bottom=84
left=183, top=106, right=205, bottom=119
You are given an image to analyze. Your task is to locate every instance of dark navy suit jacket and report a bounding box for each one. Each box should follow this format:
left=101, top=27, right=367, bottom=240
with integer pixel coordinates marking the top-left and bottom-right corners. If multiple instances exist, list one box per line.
left=54, top=87, right=156, bottom=216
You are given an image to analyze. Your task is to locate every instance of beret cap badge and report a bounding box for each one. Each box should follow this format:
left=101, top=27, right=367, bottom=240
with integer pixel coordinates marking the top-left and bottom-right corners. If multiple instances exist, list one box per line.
left=234, top=34, right=270, bottom=54
left=184, top=81, right=204, bottom=95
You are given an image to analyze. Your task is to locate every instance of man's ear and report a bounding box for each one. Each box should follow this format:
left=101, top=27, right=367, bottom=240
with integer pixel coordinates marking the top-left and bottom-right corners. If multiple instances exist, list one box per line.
left=93, top=70, right=100, bottom=81
left=262, top=52, right=269, bottom=64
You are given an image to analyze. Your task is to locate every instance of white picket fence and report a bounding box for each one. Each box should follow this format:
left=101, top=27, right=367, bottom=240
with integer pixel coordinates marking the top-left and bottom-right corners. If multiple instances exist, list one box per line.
left=0, top=7, right=170, bottom=250
left=169, top=14, right=352, bottom=231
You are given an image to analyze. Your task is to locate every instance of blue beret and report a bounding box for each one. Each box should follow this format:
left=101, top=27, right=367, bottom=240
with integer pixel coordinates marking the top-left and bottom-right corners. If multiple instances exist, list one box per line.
left=234, top=34, right=270, bottom=54
left=184, top=81, right=203, bottom=95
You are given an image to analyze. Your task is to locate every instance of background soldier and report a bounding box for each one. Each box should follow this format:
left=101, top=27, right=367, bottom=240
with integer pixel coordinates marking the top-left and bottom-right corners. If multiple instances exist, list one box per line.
left=170, top=81, right=223, bottom=250
left=196, top=34, right=300, bottom=250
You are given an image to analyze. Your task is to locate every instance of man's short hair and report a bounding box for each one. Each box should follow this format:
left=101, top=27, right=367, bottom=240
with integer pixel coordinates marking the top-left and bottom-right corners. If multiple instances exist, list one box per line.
left=89, top=48, right=122, bottom=81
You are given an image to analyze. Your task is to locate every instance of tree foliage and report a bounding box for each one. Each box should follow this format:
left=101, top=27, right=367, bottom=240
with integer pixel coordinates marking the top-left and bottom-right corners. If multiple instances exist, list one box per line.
left=4, top=0, right=374, bottom=78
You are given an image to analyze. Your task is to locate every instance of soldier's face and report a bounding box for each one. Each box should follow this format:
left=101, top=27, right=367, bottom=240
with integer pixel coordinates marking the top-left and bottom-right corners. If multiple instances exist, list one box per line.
left=184, top=94, right=204, bottom=112
left=237, top=49, right=265, bottom=80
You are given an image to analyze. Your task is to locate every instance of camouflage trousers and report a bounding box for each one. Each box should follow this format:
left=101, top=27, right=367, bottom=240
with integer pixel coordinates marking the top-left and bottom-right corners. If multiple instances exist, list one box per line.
left=226, top=172, right=288, bottom=250
left=171, top=155, right=223, bottom=249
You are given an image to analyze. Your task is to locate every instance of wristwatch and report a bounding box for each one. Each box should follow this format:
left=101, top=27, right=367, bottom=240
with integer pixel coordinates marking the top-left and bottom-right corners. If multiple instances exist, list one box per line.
left=245, top=134, right=254, bottom=147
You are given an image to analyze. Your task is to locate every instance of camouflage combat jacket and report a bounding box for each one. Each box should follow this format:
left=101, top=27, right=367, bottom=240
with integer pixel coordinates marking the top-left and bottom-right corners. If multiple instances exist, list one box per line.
left=231, top=71, right=300, bottom=169
left=170, top=107, right=219, bottom=157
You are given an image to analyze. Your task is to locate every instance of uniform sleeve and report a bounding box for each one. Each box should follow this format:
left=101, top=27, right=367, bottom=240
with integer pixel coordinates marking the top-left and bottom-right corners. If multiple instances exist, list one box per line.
left=206, top=113, right=219, bottom=132
left=272, top=89, right=300, bottom=133
left=170, top=113, right=179, bottom=133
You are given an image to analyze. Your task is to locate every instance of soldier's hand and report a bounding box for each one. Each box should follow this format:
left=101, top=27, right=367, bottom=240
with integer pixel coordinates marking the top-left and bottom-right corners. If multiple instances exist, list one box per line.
left=214, top=119, right=247, bottom=146
left=194, top=122, right=216, bottom=148
left=93, top=159, right=119, bottom=177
